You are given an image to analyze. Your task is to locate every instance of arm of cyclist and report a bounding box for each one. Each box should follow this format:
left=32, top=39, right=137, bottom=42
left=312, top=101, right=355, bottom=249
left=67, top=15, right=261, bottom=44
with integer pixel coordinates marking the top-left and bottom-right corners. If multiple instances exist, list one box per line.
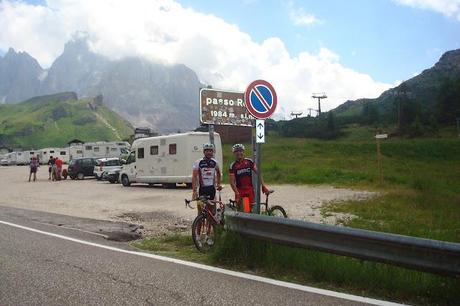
left=191, top=168, right=199, bottom=200
left=216, top=166, right=222, bottom=191
left=229, top=173, right=240, bottom=201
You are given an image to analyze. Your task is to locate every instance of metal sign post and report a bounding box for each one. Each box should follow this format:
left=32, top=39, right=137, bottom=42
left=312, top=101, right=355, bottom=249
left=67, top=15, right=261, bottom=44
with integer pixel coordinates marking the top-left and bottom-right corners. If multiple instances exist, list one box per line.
left=208, top=124, right=215, bottom=145
left=244, top=80, right=277, bottom=214
left=254, top=119, right=265, bottom=213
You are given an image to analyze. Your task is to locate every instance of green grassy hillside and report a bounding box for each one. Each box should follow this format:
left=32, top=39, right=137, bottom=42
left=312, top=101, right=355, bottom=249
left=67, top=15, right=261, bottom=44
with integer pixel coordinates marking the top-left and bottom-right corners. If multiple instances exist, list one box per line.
left=0, top=92, right=134, bottom=149
left=222, top=130, right=460, bottom=242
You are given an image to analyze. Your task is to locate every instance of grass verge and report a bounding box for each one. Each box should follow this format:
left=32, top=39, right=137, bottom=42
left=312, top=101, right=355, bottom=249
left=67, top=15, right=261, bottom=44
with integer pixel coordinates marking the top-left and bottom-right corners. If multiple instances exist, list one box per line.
left=134, top=231, right=460, bottom=305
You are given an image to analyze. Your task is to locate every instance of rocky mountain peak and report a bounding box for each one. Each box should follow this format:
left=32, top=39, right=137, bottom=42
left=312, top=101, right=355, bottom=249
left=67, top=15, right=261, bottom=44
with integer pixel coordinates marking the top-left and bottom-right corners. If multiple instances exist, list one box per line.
left=434, top=49, right=460, bottom=72
left=1, top=37, right=203, bottom=131
left=0, top=47, right=44, bottom=103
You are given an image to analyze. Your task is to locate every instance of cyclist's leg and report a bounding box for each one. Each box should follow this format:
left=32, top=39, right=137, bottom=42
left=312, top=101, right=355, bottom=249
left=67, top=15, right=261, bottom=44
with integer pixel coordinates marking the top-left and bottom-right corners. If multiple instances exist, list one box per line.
left=205, top=187, right=216, bottom=236
left=198, top=186, right=215, bottom=236
left=247, top=188, right=256, bottom=213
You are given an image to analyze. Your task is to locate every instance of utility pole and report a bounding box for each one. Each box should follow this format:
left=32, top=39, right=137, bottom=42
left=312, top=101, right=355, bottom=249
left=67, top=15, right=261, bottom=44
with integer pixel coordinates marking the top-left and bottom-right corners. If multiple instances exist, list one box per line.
left=307, top=108, right=316, bottom=117
left=393, top=84, right=412, bottom=134
left=312, top=93, right=327, bottom=116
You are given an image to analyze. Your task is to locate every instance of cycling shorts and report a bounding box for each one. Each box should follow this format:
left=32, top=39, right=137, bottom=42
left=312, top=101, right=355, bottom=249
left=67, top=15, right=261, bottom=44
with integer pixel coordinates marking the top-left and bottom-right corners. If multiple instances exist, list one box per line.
left=238, top=187, right=254, bottom=206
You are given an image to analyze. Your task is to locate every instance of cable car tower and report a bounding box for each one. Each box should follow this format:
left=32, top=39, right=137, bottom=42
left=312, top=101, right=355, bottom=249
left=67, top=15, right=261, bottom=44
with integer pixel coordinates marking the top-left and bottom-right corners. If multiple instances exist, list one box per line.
left=290, top=111, right=303, bottom=119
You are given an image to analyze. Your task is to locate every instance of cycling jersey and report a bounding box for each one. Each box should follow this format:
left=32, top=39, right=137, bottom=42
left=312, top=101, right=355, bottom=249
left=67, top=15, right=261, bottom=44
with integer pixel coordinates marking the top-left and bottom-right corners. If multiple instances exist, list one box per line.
left=193, top=158, right=220, bottom=188
left=229, top=158, right=256, bottom=188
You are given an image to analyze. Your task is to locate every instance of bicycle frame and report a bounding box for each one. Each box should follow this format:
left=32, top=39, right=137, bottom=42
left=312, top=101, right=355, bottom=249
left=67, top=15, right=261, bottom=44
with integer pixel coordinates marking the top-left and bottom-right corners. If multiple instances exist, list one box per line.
left=185, top=196, right=225, bottom=225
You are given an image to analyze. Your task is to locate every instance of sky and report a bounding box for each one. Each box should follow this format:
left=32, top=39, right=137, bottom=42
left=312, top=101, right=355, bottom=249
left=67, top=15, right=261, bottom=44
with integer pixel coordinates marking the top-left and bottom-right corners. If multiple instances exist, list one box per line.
left=0, top=0, right=459, bottom=117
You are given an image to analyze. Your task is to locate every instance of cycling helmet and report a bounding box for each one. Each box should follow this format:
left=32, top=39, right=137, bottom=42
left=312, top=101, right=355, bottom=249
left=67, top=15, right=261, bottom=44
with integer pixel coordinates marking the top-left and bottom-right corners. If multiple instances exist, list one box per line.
left=232, top=144, right=245, bottom=152
left=203, top=143, right=215, bottom=151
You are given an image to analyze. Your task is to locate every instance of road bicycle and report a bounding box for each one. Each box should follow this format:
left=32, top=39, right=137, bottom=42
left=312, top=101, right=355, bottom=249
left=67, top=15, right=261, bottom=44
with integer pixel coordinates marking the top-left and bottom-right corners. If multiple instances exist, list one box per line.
left=185, top=193, right=236, bottom=252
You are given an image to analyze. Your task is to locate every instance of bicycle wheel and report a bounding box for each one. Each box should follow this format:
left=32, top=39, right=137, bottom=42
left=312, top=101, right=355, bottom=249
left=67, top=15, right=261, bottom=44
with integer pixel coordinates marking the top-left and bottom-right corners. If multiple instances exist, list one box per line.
left=191, top=214, right=216, bottom=252
left=268, top=205, right=288, bottom=218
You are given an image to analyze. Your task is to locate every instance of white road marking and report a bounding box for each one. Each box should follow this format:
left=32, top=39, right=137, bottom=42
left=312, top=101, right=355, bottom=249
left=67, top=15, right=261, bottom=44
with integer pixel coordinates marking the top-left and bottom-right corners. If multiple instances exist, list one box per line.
left=0, top=220, right=405, bottom=306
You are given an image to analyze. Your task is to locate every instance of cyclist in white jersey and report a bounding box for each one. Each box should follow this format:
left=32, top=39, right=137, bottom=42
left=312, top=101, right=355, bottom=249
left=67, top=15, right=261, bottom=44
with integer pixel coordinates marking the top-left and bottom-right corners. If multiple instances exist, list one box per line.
left=192, top=143, right=222, bottom=214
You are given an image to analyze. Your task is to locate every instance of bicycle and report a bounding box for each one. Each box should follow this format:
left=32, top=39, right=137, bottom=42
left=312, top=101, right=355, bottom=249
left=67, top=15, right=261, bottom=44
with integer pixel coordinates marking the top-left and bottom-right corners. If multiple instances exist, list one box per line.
left=185, top=192, right=235, bottom=252
left=260, top=190, right=288, bottom=218
left=235, top=190, right=287, bottom=218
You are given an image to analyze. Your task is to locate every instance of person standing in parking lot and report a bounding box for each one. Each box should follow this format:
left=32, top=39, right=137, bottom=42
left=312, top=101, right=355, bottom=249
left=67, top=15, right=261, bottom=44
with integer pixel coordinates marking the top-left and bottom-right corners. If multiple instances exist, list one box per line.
left=28, top=156, right=39, bottom=182
left=47, top=156, right=55, bottom=180
left=55, top=157, right=63, bottom=181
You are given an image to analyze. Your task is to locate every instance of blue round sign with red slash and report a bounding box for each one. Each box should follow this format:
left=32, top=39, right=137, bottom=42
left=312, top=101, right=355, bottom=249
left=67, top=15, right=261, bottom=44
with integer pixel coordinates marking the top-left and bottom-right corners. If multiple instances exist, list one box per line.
left=244, top=79, right=278, bottom=120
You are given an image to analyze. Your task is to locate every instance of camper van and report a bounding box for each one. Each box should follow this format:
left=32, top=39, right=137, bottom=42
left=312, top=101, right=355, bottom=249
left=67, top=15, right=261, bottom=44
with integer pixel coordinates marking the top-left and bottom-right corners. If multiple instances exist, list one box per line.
left=120, top=132, right=222, bottom=187
left=3, top=152, right=16, bottom=165
left=82, top=141, right=130, bottom=159
left=54, top=148, right=69, bottom=163
left=39, top=148, right=62, bottom=164
left=69, top=145, right=84, bottom=160
left=15, top=151, right=30, bottom=165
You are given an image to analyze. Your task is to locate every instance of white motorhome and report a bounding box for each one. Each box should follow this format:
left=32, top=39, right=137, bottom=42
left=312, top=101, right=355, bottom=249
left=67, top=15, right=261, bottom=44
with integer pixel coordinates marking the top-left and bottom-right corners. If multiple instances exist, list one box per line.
left=82, top=141, right=130, bottom=159
left=38, top=148, right=62, bottom=164
left=56, top=147, right=70, bottom=163
left=69, top=145, right=84, bottom=160
left=15, top=151, right=30, bottom=165
left=120, top=132, right=222, bottom=187
left=3, top=152, right=19, bottom=165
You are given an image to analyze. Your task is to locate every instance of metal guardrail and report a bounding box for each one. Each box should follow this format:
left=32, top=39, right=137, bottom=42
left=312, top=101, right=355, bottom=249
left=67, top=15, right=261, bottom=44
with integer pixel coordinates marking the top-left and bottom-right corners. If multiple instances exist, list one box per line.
left=224, top=211, right=460, bottom=277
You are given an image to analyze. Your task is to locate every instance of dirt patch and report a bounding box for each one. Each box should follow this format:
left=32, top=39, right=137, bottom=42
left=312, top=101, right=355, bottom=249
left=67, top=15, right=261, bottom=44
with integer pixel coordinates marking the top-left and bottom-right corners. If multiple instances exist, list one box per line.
left=115, top=211, right=191, bottom=237
left=0, top=166, right=376, bottom=236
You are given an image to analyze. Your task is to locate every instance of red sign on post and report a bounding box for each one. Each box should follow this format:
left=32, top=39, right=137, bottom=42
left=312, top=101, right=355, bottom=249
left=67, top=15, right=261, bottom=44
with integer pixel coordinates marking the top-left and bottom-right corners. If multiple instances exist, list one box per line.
left=244, top=80, right=278, bottom=120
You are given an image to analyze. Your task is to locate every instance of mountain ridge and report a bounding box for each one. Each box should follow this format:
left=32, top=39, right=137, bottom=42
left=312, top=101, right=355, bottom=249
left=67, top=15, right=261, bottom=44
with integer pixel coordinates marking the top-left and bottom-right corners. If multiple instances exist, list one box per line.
left=0, top=38, right=202, bottom=132
left=333, top=48, right=460, bottom=121
left=0, top=92, right=133, bottom=149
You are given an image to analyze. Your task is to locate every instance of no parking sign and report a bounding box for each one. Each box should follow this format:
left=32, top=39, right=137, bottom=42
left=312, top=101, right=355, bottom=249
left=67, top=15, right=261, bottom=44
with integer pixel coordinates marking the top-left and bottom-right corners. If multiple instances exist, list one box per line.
left=244, top=80, right=277, bottom=120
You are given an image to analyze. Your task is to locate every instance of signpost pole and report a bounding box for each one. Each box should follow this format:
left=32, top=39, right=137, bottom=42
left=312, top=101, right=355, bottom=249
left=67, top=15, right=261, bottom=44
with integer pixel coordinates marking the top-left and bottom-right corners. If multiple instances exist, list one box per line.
left=208, top=124, right=215, bottom=146
left=376, top=137, right=382, bottom=185
left=255, top=142, right=261, bottom=214
left=375, top=133, right=388, bottom=185
left=252, top=121, right=256, bottom=164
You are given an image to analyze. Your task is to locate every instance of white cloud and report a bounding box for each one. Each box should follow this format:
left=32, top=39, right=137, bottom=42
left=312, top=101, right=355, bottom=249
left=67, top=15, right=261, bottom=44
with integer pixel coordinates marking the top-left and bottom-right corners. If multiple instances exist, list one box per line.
left=287, top=1, right=320, bottom=26
left=0, top=0, right=391, bottom=116
left=393, top=0, right=460, bottom=20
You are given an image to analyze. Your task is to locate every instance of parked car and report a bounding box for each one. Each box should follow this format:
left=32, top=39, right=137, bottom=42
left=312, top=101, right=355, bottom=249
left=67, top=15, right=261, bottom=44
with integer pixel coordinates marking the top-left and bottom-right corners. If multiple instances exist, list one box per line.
left=103, top=168, right=122, bottom=184
left=68, top=157, right=98, bottom=180
left=94, top=157, right=123, bottom=180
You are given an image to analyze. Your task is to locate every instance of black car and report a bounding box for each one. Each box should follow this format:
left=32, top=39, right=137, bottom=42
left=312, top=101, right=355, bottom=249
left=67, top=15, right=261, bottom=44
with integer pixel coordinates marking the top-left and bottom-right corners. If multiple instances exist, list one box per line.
left=68, top=158, right=98, bottom=180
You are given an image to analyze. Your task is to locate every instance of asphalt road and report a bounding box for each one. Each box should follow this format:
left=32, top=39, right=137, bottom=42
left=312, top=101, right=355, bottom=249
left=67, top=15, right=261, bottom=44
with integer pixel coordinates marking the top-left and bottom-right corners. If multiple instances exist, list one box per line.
left=0, top=208, right=396, bottom=306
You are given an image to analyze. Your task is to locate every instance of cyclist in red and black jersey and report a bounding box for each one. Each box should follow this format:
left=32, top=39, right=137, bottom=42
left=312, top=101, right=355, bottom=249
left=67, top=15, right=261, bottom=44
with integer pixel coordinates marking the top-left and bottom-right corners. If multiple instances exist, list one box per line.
left=229, top=144, right=269, bottom=211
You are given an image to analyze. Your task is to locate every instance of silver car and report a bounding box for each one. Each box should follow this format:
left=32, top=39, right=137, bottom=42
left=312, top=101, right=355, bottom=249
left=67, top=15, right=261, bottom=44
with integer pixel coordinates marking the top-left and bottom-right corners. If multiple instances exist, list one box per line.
left=94, top=158, right=122, bottom=180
